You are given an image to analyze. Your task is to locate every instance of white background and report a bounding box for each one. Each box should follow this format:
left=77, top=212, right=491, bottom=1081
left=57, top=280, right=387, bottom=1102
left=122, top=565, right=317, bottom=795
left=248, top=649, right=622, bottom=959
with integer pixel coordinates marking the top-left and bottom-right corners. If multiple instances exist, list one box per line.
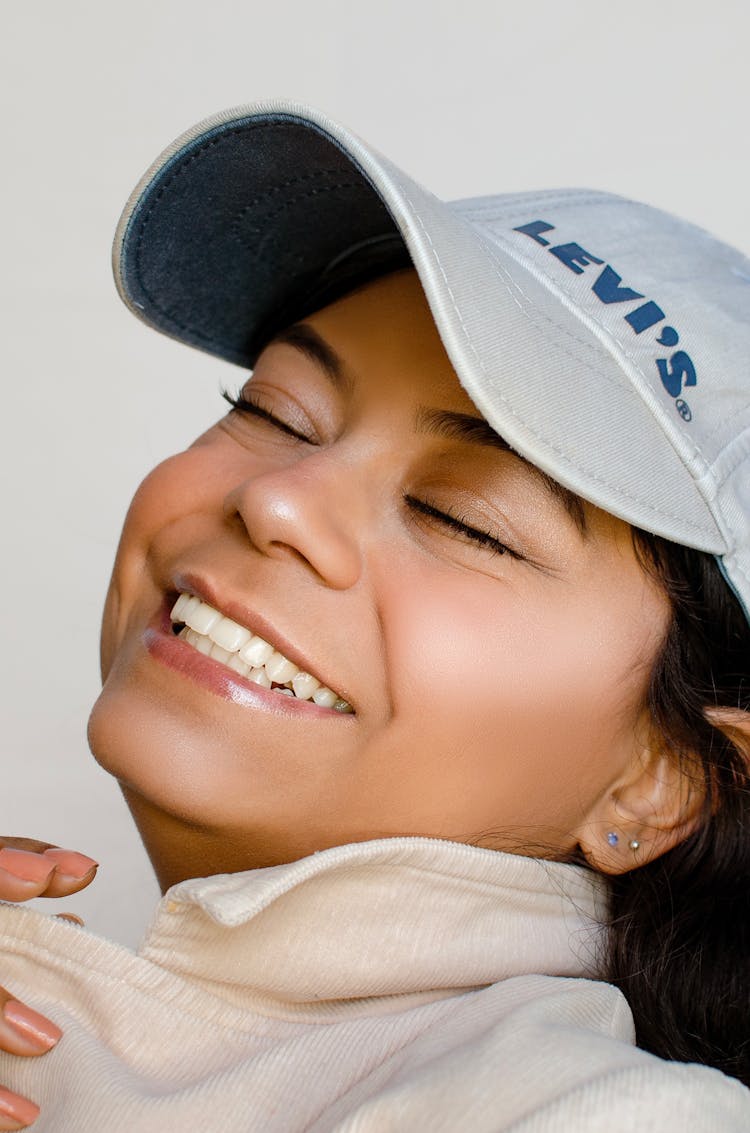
left=2, top=0, right=748, bottom=946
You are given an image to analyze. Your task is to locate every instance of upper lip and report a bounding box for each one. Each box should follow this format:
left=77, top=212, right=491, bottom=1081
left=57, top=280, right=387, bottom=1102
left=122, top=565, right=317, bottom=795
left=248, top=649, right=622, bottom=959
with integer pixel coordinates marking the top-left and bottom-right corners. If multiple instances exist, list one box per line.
left=170, top=570, right=351, bottom=705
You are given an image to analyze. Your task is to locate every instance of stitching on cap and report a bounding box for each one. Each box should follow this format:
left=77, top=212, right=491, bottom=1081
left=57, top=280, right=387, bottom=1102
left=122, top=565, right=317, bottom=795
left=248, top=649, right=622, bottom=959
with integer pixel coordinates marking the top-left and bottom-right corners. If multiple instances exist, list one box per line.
left=535, top=286, right=747, bottom=470
left=231, top=168, right=351, bottom=224
left=399, top=185, right=713, bottom=536
left=469, top=219, right=634, bottom=370
left=231, top=180, right=372, bottom=260
left=135, top=180, right=374, bottom=347
left=129, top=121, right=368, bottom=350
left=713, top=433, right=750, bottom=482
left=726, top=549, right=750, bottom=589
left=459, top=191, right=620, bottom=220
left=467, top=207, right=748, bottom=466
left=472, top=243, right=715, bottom=532
left=698, top=398, right=750, bottom=452
left=131, top=123, right=319, bottom=344
left=572, top=294, right=749, bottom=470
left=584, top=319, right=710, bottom=466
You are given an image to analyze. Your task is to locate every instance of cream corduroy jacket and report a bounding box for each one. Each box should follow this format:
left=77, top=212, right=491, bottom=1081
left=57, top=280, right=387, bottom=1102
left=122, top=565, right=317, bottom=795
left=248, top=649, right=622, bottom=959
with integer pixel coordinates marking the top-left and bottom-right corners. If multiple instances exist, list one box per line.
left=0, top=837, right=748, bottom=1131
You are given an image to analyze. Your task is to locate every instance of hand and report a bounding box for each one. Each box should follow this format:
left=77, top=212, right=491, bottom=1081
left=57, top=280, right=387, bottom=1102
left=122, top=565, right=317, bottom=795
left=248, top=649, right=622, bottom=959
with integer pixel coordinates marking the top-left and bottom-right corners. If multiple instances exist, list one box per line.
left=0, top=838, right=98, bottom=1129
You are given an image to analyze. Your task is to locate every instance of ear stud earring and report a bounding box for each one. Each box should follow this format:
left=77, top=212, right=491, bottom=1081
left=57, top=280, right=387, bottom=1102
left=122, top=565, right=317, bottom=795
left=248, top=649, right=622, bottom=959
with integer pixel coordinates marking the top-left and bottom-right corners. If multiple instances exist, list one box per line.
left=606, top=832, right=641, bottom=853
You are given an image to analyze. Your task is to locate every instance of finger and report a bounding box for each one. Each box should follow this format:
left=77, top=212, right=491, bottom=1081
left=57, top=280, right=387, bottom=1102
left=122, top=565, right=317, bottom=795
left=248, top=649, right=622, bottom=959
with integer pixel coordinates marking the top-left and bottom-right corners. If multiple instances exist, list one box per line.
left=0, top=998, right=57, bottom=1125
left=0, top=848, right=97, bottom=902
left=37, top=850, right=98, bottom=898
left=0, top=838, right=99, bottom=882
left=0, top=1086, right=40, bottom=1130
left=0, top=851, right=55, bottom=903
left=0, top=838, right=61, bottom=857
left=0, top=989, right=61, bottom=1059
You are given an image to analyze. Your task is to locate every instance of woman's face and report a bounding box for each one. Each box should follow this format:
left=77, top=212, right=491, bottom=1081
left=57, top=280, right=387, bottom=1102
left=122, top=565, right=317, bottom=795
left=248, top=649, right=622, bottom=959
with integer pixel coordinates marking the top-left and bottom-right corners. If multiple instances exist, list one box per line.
left=89, top=269, right=670, bottom=875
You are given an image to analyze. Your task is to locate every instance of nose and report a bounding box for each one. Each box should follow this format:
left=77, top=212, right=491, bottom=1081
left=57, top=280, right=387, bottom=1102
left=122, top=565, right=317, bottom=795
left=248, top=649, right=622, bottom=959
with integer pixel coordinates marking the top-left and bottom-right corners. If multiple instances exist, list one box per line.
left=222, top=449, right=367, bottom=590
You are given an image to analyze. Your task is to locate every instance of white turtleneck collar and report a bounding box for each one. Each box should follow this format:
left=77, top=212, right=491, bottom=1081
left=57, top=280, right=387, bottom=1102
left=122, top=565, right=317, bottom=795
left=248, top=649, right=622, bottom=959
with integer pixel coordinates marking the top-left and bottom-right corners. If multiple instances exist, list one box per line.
left=138, top=837, right=608, bottom=1015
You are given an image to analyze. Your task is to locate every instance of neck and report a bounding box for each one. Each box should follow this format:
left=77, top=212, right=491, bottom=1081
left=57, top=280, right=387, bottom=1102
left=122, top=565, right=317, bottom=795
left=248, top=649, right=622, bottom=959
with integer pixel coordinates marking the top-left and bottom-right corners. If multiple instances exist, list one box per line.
left=121, top=785, right=367, bottom=891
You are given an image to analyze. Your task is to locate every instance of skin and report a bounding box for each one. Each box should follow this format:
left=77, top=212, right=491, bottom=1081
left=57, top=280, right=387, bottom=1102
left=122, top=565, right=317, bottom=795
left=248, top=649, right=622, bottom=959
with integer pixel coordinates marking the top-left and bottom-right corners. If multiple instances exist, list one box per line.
left=87, top=268, right=699, bottom=893
left=4, top=268, right=737, bottom=1127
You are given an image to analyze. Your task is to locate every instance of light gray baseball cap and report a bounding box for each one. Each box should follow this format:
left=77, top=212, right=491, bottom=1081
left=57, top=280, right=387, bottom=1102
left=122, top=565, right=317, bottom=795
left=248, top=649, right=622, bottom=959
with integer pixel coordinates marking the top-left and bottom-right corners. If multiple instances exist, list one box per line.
left=113, top=99, right=750, bottom=623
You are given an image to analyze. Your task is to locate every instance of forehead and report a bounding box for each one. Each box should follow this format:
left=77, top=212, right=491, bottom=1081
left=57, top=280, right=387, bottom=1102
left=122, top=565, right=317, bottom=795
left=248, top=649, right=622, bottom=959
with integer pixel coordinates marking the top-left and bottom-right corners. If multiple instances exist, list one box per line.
left=299, top=267, right=481, bottom=414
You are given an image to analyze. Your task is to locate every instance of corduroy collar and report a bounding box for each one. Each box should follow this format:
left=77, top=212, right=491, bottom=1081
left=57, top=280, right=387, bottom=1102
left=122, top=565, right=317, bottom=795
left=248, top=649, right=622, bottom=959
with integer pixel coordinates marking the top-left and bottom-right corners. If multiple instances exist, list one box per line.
left=137, top=837, right=607, bottom=1016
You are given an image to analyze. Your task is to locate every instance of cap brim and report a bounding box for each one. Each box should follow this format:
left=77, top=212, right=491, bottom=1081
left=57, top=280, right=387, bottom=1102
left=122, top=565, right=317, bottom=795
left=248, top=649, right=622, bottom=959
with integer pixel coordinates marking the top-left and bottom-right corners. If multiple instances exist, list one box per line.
left=114, top=99, right=728, bottom=556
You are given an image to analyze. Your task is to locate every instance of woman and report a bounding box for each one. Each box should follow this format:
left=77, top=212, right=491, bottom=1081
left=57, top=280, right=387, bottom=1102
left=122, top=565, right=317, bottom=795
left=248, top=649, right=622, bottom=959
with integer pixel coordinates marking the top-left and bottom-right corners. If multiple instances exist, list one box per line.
left=0, top=101, right=747, bottom=1130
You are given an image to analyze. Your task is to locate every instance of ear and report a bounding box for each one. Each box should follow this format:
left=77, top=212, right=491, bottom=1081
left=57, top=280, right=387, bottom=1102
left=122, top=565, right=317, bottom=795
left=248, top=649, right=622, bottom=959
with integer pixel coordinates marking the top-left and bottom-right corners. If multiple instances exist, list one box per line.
left=574, top=723, right=706, bottom=876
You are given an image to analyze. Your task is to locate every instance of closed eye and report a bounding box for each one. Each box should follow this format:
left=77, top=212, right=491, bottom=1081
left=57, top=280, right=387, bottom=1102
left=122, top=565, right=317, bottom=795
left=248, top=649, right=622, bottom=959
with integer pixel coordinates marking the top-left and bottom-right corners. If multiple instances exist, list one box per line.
left=221, top=389, right=313, bottom=443
left=404, top=495, right=522, bottom=560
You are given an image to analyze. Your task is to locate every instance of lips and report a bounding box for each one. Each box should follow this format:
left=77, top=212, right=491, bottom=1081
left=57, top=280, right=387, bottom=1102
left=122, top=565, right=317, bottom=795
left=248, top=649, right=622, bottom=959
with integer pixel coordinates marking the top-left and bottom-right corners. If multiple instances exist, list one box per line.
left=169, top=592, right=353, bottom=712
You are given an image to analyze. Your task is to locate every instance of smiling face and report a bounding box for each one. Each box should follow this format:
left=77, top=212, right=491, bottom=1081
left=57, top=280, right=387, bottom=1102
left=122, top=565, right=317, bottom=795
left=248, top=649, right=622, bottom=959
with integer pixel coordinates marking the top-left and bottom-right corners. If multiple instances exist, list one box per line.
left=89, top=269, right=671, bottom=888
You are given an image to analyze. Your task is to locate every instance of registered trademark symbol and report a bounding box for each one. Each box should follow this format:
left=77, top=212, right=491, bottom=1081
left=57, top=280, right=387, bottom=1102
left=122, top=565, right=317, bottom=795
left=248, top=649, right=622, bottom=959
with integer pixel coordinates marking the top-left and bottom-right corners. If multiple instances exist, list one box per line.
left=675, top=399, right=692, bottom=422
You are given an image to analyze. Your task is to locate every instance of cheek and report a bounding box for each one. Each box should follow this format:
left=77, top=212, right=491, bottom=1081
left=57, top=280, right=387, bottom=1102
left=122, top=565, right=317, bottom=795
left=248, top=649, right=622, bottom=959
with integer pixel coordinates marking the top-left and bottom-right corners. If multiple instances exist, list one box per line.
left=100, top=446, right=222, bottom=673
left=381, top=564, right=660, bottom=824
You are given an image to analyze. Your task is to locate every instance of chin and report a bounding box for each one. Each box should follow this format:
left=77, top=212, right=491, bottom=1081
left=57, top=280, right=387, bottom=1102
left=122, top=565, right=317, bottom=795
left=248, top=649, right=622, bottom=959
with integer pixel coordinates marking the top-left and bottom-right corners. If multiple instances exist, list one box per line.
left=87, top=661, right=321, bottom=844
left=88, top=678, right=235, bottom=829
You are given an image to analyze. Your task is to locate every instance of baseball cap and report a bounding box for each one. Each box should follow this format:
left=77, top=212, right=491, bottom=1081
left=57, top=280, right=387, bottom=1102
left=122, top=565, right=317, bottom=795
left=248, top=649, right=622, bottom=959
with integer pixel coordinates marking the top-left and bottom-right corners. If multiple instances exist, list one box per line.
left=112, top=99, right=750, bottom=623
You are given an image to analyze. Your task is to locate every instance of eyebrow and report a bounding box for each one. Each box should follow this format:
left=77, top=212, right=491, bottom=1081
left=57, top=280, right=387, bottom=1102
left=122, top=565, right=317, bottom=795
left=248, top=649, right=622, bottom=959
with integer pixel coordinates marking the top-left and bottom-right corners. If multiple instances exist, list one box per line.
left=271, top=324, right=353, bottom=395
left=266, top=323, right=587, bottom=534
left=416, top=407, right=588, bottom=534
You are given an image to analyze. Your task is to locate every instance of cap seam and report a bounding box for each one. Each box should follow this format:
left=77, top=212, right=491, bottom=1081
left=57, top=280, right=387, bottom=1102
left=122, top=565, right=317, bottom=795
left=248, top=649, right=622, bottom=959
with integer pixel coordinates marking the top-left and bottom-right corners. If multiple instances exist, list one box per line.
left=458, top=191, right=623, bottom=219
left=129, top=123, right=264, bottom=347
left=482, top=242, right=717, bottom=530
left=591, top=322, right=713, bottom=466
left=231, top=166, right=353, bottom=224
left=469, top=217, right=715, bottom=475
left=399, top=184, right=718, bottom=538
left=698, top=399, right=750, bottom=454
left=468, top=213, right=750, bottom=469
left=131, top=176, right=372, bottom=356
left=128, top=122, right=362, bottom=351
left=229, top=180, right=374, bottom=259
left=458, top=197, right=750, bottom=469
left=711, top=431, right=750, bottom=484
left=582, top=320, right=750, bottom=473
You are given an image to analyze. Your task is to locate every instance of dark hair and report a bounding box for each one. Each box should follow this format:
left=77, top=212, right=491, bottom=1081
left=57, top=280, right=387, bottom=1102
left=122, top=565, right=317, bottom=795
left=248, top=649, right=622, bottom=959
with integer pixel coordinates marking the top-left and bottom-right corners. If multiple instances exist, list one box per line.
left=607, top=531, right=750, bottom=1085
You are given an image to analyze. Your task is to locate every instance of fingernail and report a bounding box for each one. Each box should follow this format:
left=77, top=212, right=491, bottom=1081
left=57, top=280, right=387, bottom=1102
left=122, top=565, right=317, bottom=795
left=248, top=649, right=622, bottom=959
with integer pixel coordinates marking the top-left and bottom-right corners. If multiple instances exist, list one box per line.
left=54, top=912, right=85, bottom=927
left=0, top=1085, right=39, bottom=1128
left=42, top=849, right=98, bottom=879
left=0, top=850, right=54, bottom=885
left=4, top=1001, right=62, bottom=1050
left=0, top=1085, right=40, bottom=1127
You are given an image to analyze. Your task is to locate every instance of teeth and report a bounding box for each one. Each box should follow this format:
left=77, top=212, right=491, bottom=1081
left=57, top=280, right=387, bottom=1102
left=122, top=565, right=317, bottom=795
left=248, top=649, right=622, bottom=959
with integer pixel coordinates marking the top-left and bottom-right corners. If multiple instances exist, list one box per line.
left=184, top=627, right=213, bottom=656
left=185, top=602, right=221, bottom=636
left=239, top=635, right=275, bottom=668
left=171, top=593, right=352, bottom=712
left=248, top=667, right=272, bottom=689
left=265, top=651, right=299, bottom=685
left=291, top=672, right=320, bottom=701
left=182, top=595, right=202, bottom=622
left=312, top=686, right=338, bottom=708
left=171, top=593, right=192, bottom=621
left=210, top=616, right=252, bottom=653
